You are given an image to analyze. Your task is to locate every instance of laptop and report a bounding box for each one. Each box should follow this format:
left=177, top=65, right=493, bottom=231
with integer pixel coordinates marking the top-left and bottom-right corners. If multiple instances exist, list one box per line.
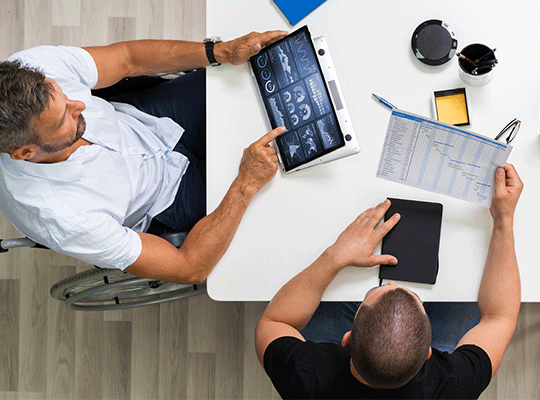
left=249, top=26, right=359, bottom=173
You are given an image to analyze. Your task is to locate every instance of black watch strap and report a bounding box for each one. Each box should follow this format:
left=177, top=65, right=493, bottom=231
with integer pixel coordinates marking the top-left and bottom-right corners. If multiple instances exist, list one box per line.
left=205, top=41, right=220, bottom=66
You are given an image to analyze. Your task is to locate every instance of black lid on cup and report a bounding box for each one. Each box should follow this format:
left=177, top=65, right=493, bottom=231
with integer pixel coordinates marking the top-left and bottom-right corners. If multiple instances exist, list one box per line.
left=411, top=19, right=458, bottom=66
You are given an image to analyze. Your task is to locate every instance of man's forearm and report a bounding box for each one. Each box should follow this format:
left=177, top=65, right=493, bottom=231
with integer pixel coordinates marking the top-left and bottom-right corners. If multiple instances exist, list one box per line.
left=478, top=221, right=521, bottom=322
left=123, top=40, right=211, bottom=76
left=86, top=30, right=288, bottom=89
left=179, top=176, right=256, bottom=281
left=129, top=177, right=253, bottom=284
left=177, top=126, right=281, bottom=282
left=261, top=250, right=343, bottom=331
left=84, top=40, right=211, bottom=89
left=260, top=200, right=401, bottom=331
left=129, top=128, right=281, bottom=284
left=255, top=201, right=401, bottom=364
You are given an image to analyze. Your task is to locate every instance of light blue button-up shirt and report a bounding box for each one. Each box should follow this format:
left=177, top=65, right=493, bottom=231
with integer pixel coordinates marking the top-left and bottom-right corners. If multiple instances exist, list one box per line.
left=0, top=46, right=190, bottom=269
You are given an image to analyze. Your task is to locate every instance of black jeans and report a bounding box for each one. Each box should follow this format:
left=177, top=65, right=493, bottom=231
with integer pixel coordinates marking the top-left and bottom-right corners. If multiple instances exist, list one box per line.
left=108, top=69, right=207, bottom=234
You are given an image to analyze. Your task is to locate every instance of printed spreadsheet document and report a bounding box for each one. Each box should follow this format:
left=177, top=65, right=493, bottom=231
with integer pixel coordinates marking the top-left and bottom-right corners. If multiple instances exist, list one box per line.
left=376, top=110, right=512, bottom=207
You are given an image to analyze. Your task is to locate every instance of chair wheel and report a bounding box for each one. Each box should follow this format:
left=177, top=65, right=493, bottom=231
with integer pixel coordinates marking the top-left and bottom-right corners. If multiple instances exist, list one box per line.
left=50, top=268, right=206, bottom=311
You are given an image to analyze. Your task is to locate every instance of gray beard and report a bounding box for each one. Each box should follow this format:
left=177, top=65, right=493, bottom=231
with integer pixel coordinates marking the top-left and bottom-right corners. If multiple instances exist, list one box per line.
left=40, top=114, right=86, bottom=154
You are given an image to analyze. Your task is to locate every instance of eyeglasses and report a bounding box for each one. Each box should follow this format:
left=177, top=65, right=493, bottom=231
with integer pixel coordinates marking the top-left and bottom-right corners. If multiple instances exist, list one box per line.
left=494, top=118, right=520, bottom=144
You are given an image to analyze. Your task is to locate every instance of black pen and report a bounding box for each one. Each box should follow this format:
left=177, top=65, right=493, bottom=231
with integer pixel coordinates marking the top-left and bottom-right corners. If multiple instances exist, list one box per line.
left=475, top=48, right=496, bottom=63
left=456, top=52, right=475, bottom=67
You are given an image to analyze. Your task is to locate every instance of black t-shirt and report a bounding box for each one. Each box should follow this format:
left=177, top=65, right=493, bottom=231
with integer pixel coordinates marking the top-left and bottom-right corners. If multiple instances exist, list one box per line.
left=264, top=337, right=492, bottom=399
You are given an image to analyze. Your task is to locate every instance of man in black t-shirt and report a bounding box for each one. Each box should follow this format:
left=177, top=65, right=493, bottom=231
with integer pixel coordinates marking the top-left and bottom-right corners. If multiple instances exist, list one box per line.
left=255, top=164, right=523, bottom=399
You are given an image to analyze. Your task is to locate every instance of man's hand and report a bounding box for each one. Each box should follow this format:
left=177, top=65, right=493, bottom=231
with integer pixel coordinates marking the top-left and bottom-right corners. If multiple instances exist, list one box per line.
left=490, top=163, right=523, bottom=226
left=215, top=30, right=288, bottom=65
left=237, top=126, right=284, bottom=198
left=326, top=199, right=400, bottom=269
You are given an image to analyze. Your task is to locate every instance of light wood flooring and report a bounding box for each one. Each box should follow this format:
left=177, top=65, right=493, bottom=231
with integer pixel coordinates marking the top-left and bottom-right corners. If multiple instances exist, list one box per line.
left=0, top=0, right=539, bottom=399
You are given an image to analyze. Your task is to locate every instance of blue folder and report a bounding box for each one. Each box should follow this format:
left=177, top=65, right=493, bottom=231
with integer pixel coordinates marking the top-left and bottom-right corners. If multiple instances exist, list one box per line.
left=273, top=0, right=327, bottom=26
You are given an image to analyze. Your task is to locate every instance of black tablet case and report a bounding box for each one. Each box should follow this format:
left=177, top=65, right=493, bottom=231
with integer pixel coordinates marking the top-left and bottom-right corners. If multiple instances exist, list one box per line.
left=379, top=198, right=443, bottom=285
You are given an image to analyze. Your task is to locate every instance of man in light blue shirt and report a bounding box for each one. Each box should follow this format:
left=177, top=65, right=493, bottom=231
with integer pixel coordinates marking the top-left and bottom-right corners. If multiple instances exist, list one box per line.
left=0, top=31, right=287, bottom=283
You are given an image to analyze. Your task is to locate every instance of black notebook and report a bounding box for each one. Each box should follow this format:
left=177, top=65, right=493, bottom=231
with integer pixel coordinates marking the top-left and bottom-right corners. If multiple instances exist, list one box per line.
left=379, top=198, right=443, bottom=285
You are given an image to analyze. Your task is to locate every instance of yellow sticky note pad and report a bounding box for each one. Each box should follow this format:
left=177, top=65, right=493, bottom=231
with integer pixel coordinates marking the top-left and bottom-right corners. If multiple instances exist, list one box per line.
left=434, top=89, right=470, bottom=126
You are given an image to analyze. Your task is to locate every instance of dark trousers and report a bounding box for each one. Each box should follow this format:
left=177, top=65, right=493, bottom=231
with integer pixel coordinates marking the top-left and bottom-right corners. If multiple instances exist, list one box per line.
left=108, top=69, right=207, bottom=234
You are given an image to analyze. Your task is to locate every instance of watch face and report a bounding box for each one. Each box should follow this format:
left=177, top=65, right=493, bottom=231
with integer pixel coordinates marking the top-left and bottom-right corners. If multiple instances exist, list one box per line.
left=205, top=36, right=222, bottom=43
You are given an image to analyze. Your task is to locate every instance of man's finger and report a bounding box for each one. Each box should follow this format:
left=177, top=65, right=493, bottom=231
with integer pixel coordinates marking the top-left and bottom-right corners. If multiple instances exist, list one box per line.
left=494, top=166, right=507, bottom=195
left=261, top=145, right=276, bottom=156
left=370, top=254, right=398, bottom=267
left=250, top=30, right=288, bottom=55
left=374, top=213, right=400, bottom=241
left=503, top=163, right=523, bottom=190
left=366, top=199, right=392, bottom=227
left=257, top=126, right=286, bottom=146
left=350, top=208, right=374, bottom=228
left=255, top=30, right=288, bottom=48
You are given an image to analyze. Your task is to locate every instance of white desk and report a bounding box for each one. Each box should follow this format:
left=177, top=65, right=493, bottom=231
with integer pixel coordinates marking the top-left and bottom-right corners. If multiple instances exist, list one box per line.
left=206, top=0, right=540, bottom=301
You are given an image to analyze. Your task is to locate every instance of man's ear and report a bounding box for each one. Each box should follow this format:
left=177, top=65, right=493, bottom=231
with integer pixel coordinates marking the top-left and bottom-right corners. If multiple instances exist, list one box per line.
left=427, top=347, right=432, bottom=360
left=341, top=331, right=352, bottom=347
left=10, top=145, right=38, bottom=161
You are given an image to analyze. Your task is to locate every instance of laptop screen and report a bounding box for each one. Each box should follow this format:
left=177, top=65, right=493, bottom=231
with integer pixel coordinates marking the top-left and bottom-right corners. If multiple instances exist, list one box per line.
left=250, top=26, right=345, bottom=171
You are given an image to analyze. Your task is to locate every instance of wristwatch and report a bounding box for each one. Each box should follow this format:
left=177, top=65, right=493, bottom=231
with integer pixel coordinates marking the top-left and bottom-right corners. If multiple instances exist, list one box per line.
left=204, top=36, right=223, bottom=66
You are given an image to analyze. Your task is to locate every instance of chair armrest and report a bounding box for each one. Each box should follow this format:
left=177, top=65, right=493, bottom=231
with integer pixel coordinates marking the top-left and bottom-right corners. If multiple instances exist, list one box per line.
left=159, top=232, right=188, bottom=248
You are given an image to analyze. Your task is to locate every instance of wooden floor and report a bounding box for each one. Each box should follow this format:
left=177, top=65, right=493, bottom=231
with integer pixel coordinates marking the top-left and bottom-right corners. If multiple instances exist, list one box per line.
left=0, top=1, right=539, bottom=399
